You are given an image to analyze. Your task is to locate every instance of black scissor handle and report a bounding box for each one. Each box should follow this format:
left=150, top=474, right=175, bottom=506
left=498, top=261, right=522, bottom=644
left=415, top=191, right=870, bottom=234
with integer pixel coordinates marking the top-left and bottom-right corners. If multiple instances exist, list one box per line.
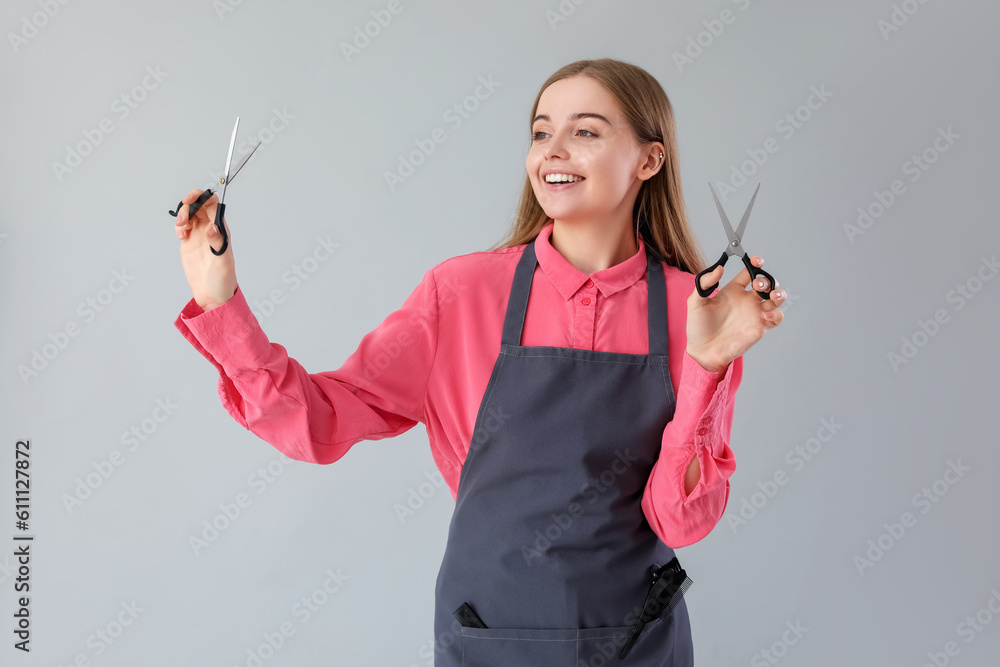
left=741, top=254, right=775, bottom=300
left=167, top=188, right=228, bottom=255
left=695, top=251, right=729, bottom=298
left=695, top=252, right=775, bottom=300
left=168, top=188, right=214, bottom=219
left=210, top=202, right=228, bottom=255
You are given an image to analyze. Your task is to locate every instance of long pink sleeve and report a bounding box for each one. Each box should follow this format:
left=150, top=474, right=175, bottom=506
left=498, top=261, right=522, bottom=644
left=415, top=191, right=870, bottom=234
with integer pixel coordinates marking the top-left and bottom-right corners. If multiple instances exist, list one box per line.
left=173, top=269, right=439, bottom=464
left=641, top=340, right=743, bottom=548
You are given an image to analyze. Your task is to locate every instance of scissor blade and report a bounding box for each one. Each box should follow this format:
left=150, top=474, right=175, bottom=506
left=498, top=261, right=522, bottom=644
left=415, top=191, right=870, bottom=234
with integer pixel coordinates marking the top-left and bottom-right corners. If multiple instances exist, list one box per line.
left=226, top=139, right=261, bottom=187
left=734, top=182, right=761, bottom=243
left=708, top=182, right=738, bottom=249
left=220, top=116, right=240, bottom=204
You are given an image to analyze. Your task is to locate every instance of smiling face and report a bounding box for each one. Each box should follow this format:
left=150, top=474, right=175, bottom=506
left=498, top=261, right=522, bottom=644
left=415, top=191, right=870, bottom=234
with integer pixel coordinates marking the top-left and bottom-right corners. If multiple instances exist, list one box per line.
left=527, top=75, right=653, bottom=229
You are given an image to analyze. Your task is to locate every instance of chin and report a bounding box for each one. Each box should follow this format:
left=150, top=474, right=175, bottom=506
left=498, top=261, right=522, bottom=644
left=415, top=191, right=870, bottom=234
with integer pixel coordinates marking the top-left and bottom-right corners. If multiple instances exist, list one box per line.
left=534, top=197, right=575, bottom=222
left=539, top=206, right=590, bottom=225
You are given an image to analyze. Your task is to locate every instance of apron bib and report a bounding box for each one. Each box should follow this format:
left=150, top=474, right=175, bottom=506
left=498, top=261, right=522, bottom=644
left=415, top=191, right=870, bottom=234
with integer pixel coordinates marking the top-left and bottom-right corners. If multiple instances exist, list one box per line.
left=433, top=237, right=693, bottom=666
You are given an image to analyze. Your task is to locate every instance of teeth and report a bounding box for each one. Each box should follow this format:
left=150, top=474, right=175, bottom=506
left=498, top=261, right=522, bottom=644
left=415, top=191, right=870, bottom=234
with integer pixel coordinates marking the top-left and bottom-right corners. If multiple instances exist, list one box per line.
left=545, top=173, right=584, bottom=183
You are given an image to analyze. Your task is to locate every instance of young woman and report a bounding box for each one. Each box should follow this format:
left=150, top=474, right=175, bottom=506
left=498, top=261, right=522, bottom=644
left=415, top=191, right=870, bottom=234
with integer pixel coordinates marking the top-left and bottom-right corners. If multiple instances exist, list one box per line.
left=173, top=58, right=785, bottom=666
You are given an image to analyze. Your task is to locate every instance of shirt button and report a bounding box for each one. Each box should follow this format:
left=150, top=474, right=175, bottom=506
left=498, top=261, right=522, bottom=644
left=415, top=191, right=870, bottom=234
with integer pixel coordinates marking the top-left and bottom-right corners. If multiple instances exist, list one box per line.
left=697, top=427, right=708, bottom=436
left=581, top=297, right=591, bottom=305
left=584, top=279, right=594, bottom=288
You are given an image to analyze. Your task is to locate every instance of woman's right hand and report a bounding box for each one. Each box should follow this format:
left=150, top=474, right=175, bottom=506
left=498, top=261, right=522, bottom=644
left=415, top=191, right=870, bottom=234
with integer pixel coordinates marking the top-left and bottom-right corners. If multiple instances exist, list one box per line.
left=174, top=188, right=238, bottom=311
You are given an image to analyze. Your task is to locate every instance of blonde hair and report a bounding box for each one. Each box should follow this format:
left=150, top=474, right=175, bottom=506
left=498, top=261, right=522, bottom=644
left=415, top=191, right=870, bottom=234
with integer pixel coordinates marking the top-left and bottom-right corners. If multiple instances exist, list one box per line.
left=489, top=58, right=705, bottom=275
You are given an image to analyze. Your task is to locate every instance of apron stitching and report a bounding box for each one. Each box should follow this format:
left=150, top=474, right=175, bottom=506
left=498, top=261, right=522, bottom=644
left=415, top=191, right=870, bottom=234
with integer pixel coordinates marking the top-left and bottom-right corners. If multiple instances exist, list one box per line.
left=660, top=365, right=674, bottom=405
left=461, top=350, right=508, bottom=477
left=500, top=351, right=668, bottom=366
left=463, top=635, right=626, bottom=641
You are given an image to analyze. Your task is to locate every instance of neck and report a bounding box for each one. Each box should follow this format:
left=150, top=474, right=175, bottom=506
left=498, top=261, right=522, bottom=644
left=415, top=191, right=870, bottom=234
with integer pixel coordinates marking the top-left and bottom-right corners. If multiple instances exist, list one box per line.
left=548, top=218, right=639, bottom=275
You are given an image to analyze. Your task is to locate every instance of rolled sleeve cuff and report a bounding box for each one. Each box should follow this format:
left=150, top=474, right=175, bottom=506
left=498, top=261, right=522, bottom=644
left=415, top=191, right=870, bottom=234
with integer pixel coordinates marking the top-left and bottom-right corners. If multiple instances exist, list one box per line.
left=675, top=351, right=741, bottom=505
left=173, top=286, right=275, bottom=429
left=173, top=285, right=274, bottom=376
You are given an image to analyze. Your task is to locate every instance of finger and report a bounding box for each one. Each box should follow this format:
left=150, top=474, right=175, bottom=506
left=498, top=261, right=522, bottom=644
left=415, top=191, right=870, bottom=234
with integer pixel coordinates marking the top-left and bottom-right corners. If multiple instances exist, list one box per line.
left=185, top=201, right=219, bottom=241
left=727, top=255, right=763, bottom=292
left=178, top=189, right=218, bottom=229
left=751, top=256, right=771, bottom=292
left=761, top=307, right=783, bottom=327
left=748, top=256, right=776, bottom=293
left=205, top=214, right=232, bottom=254
left=181, top=188, right=207, bottom=204
left=756, top=277, right=781, bottom=294
left=177, top=191, right=218, bottom=241
left=176, top=188, right=203, bottom=227
left=695, top=265, right=724, bottom=295
left=760, top=287, right=786, bottom=312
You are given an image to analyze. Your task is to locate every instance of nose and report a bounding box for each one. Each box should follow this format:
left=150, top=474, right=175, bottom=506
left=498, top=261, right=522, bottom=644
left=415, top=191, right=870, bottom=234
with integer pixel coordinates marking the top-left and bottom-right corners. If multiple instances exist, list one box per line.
left=542, top=130, right=569, bottom=160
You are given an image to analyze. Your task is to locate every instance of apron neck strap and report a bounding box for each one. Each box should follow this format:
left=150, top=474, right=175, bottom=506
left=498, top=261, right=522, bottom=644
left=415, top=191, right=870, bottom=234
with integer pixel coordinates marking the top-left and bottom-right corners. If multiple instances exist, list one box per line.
left=501, top=237, right=669, bottom=356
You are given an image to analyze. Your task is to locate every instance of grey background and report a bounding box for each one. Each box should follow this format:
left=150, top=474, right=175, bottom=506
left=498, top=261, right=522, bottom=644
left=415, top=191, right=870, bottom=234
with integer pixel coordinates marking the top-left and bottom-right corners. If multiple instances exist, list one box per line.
left=2, top=0, right=998, bottom=665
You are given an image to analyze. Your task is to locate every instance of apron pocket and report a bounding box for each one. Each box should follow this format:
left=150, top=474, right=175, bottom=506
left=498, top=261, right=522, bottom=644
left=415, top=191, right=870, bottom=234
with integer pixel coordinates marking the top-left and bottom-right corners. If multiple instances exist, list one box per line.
left=460, top=620, right=663, bottom=666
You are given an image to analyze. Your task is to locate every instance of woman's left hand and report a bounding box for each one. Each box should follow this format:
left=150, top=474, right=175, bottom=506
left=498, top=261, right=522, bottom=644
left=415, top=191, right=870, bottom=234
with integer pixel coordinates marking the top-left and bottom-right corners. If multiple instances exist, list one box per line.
left=685, top=255, right=785, bottom=374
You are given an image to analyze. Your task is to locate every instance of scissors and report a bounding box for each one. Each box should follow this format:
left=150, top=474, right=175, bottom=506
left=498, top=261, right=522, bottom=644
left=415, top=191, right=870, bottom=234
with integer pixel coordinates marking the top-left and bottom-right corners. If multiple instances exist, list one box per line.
left=695, top=182, right=777, bottom=300
left=168, top=116, right=261, bottom=255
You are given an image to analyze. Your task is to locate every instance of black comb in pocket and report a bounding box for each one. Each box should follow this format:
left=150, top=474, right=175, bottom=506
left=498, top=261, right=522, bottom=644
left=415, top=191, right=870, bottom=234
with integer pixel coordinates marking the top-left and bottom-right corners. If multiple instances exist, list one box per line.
left=453, top=601, right=488, bottom=628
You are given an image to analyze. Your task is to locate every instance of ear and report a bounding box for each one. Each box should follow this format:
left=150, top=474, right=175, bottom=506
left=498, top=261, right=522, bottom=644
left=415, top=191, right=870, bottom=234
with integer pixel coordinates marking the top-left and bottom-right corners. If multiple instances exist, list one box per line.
left=636, top=141, right=667, bottom=182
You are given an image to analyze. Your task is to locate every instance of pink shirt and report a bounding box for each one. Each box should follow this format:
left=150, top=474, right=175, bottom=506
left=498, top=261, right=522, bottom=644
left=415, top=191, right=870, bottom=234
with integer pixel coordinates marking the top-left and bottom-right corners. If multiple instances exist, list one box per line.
left=174, top=221, right=742, bottom=547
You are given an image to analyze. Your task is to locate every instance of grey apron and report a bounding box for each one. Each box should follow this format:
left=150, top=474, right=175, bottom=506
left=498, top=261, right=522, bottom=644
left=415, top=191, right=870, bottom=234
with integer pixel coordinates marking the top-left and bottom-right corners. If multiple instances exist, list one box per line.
left=433, top=237, right=694, bottom=666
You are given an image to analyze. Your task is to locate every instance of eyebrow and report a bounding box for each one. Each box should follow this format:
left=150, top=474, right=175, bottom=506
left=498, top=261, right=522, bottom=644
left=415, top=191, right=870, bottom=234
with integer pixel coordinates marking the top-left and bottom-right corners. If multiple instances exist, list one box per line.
left=532, top=112, right=612, bottom=126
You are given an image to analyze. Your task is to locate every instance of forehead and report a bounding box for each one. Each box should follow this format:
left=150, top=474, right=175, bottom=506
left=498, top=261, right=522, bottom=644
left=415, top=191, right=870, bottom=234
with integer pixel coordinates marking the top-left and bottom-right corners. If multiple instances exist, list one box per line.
left=535, top=75, right=622, bottom=121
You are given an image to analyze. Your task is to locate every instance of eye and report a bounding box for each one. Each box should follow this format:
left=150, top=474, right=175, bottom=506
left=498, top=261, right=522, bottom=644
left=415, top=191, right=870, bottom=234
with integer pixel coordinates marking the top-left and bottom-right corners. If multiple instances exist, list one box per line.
left=532, top=128, right=598, bottom=141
